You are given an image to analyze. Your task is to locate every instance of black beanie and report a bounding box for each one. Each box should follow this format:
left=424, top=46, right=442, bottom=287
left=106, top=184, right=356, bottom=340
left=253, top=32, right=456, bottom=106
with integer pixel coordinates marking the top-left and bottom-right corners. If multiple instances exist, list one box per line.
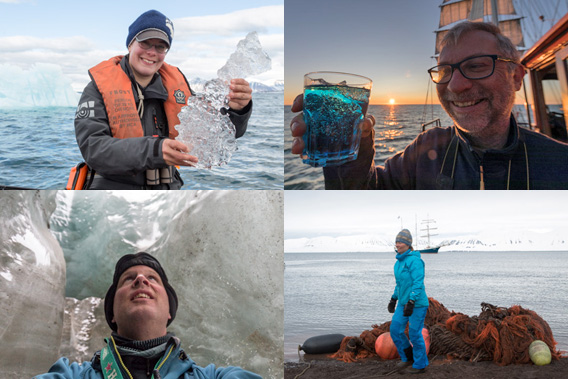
left=104, top=252, right=178, bottom=332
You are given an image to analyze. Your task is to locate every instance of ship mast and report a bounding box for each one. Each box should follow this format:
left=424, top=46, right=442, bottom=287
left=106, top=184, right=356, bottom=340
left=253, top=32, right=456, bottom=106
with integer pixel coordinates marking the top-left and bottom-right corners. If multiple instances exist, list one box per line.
left=420, top=216, right=438, bottom=247
left=491, top=0, right=499, bottom=26
left=435, top=0, right=525, bottom=56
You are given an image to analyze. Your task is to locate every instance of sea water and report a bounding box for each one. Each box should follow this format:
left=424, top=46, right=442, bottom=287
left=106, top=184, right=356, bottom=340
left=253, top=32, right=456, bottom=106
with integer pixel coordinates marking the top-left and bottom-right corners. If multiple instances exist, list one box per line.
left=0, top=92, right=283, bottom=189
left=302, top=85, right=370, bottom=167
left=285, top=104, right=530, bottom=189
left=284, top=251, right=568, bottom=361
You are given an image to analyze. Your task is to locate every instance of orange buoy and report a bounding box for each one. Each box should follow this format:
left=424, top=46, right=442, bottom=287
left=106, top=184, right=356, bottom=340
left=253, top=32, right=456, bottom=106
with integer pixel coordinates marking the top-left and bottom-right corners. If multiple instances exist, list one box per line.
left=422, top=328, right=431, bottom=354
left=376, top=328, right=431, bottom=359
left=375, top=332, right=399, bottom=359
left=409, top=328, right=431, bottom=354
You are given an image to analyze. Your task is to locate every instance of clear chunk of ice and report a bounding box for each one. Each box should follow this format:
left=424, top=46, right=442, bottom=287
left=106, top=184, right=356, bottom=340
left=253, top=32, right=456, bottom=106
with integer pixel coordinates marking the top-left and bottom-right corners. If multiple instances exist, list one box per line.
left=217, top=31, right=272, bottom=81
left=175, top=31, right=272, bottom=169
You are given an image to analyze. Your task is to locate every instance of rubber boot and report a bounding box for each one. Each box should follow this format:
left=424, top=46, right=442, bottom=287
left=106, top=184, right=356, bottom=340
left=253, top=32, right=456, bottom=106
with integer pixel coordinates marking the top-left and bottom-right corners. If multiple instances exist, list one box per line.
left=404, top=366, right=426, bottom=374
left=395, top=347, right=414, bottom=371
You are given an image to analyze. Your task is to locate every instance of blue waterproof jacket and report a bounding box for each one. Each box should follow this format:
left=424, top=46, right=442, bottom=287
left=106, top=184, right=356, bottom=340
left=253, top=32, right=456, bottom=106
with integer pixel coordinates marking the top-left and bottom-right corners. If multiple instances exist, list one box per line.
left=34, top=336, right=261, bottom=379
left=392, top=249, right=429, bottom=307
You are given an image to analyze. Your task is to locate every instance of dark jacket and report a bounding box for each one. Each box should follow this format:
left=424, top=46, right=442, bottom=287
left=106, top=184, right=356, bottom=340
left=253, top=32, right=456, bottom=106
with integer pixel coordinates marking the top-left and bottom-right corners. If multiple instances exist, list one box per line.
left=324, top=116, right=568, bottom=189
left=75, top=56, right=252, bottom=190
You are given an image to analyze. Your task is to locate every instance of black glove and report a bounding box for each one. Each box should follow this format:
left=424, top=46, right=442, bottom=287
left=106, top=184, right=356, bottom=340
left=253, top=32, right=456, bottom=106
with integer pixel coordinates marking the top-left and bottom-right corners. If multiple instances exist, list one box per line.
left=388, top=297, right=397, bottom=313
left=403, top=300, right=415, bottom=316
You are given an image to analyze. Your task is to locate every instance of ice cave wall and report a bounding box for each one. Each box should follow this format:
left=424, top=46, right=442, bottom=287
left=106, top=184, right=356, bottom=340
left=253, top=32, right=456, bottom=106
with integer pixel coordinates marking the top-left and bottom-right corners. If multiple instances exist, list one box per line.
left=1, top=190, right=284, bottom=379
left=0, top=191, right=66, bottom=378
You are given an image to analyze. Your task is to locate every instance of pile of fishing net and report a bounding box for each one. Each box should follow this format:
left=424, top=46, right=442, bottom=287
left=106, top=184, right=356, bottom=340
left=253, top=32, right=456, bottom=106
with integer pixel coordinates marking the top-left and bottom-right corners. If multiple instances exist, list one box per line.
left=330, top=298, right=561, bottom=365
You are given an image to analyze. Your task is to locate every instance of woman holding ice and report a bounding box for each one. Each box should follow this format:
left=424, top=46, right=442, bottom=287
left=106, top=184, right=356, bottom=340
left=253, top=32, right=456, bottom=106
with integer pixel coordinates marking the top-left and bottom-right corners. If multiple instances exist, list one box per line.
left=74, top=10, right=252, bottom=189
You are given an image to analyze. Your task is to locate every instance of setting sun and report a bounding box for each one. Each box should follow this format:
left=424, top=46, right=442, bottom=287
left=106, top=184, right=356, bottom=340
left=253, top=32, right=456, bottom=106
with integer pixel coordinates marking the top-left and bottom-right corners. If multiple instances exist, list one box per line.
left=389, top=98, right=396, bottom=105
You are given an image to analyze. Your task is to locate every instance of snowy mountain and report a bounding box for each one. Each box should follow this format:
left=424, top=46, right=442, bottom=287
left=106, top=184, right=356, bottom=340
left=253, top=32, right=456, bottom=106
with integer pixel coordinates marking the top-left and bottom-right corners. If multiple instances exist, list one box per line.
left=189, top=77, right=283, bottom=93
left=249, top=80, right=284, bottom=92
left=285, top=229, right=568, bottom=253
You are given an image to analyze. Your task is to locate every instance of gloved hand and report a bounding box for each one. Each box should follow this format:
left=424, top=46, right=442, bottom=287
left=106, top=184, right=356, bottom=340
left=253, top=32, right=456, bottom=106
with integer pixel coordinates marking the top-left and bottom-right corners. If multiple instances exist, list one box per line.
left=403, top=300, right=415, bottom=316
left=388, top=297, right=397, bottom=313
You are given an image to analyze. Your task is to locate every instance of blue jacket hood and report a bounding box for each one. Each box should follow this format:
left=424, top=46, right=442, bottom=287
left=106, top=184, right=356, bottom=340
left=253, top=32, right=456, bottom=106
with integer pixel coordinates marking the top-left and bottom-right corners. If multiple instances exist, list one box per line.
left=396, top=249, right=420, bottom=261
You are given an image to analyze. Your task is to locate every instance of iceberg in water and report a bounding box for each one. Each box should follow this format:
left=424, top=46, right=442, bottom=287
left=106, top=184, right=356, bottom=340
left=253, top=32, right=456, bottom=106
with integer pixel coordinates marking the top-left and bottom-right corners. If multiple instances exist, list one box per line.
left=0, top=191, right=283, bottom=379
left=0, top=63, right=79, bottom=107
left=175, top=32, right=272, bottom=169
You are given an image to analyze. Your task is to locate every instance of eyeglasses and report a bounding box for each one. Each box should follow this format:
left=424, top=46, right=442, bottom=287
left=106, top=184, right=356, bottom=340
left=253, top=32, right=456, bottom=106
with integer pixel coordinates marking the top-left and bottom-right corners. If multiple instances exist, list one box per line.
left=428, top=55, right=516, bottom=84
left=137, top=39, right=169, bottom=54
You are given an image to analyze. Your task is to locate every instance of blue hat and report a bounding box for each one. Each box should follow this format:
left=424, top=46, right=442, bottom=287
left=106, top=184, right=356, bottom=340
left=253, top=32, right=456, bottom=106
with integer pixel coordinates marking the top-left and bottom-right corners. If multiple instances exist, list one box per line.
left=126, top=10, right=174, bottom=48
left=395, top=229, right=412, bottom=246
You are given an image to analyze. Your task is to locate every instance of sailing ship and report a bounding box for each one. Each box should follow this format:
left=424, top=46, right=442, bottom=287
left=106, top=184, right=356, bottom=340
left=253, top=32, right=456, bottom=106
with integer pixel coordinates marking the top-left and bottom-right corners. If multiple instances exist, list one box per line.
left=417, top=217, right=441, bottom=254
left=521, top=12, right=568, bottom=141
left=425, top=0, right=568, bottom=141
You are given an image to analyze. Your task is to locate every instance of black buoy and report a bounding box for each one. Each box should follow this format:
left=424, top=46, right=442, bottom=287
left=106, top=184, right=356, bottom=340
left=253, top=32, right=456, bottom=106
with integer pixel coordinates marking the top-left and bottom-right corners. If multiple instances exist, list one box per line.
left=299, top=333, right=346, bottom=355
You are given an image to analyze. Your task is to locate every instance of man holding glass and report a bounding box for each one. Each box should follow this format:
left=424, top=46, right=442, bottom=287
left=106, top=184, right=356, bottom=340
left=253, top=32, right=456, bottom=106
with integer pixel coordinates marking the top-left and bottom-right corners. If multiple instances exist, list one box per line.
left=75, top=10, right=253, bottom=189
left=290, top=21, right=568, bottom=189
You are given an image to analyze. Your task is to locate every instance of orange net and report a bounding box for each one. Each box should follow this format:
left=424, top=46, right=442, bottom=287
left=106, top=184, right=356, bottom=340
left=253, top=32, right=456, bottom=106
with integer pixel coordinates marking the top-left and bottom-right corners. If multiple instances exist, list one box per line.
left=330, top=298, right=561, bottom=365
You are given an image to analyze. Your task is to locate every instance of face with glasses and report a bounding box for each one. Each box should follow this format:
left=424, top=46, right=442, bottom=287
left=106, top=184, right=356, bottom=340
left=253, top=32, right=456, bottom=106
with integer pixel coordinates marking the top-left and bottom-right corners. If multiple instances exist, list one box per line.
left=128, top=38, right=169, bottom=86
left=434, top=30, right=524, bottom=147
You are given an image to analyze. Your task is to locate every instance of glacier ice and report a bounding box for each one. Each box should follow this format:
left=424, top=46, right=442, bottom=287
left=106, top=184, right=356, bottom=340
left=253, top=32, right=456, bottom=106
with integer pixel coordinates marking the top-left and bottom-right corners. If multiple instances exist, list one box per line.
left=50, top=191, right=175, bottom=299
left=216, top=31, right=273, bottom=81
left=0, top=191, right=66, bottom=378
left=0, top=190, right=283, bottom=379
left=59, top=297, right=107, bottom=363
left=175, top=32, right=272, bottom=169
left=0, top=63, right=79, bottom=107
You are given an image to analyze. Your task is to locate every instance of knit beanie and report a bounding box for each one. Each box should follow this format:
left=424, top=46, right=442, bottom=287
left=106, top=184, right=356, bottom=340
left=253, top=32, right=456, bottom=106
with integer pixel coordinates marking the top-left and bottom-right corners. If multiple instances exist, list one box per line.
left=126, top=10, right=174, bottom=48
left=104, top=252, right=178, bottom=332
left=395, top=229, right=413, bottom=246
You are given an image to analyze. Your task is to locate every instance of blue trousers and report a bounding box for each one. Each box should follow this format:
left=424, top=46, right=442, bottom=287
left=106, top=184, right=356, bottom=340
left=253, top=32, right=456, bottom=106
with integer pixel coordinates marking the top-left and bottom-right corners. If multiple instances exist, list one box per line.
left=389, top=305, right=429, bottom=369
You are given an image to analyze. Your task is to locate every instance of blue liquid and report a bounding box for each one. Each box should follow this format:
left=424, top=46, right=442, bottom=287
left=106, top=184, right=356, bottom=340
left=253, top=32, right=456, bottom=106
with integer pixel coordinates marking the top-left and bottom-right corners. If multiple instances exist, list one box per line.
left=302, top=85, right=370, bottom=167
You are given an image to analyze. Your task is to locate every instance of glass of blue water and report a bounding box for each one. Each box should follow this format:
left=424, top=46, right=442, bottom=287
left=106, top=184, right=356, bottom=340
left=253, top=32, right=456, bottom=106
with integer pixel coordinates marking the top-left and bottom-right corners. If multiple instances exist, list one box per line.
left=302, top=71, right=372, bottom=167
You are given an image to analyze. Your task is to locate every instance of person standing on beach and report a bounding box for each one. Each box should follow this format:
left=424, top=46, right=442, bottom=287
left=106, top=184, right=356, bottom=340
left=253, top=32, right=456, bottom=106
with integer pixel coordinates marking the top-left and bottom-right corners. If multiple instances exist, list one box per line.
left=74, top=10, right=253, bottom=189
left=289, top=21, right=568, bottom=189
left=387, top=229, right=429, bottom=374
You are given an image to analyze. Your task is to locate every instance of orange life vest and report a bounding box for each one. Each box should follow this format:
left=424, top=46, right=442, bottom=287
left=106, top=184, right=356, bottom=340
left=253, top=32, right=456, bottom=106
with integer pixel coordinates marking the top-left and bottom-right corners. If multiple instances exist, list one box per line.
left=88, top=55, right=191, bottom=139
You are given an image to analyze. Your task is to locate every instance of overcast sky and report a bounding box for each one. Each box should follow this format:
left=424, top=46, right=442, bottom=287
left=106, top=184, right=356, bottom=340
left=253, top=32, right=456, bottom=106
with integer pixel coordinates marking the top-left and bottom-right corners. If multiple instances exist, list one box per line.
left=0, top=0, right=283, bottom=92
left=285, top=191, right=568, bottom=239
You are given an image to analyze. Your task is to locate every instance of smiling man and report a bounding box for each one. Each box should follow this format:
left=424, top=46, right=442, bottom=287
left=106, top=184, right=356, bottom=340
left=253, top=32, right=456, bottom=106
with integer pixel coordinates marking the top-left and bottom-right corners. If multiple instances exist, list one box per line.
left=75, top=10, right=253, bottom=189
left=35, top=253, right=261, bottom=379
left=290, top=21, right=568, bottom=189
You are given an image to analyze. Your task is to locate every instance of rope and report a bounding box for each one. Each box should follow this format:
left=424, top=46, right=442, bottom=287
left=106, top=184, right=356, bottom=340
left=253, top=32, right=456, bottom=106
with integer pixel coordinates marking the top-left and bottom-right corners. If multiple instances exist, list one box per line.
left=136, top=83, right=145, bottom=118
left=293, top=362, right=311, bottom=379
left=524, top=141, right=530, bottom=190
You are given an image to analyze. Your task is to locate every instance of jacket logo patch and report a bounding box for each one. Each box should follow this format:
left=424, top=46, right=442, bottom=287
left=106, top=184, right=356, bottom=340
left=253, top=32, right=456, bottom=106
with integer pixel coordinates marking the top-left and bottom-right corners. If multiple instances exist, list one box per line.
left=75, top=101, right=95, bottom=119
left=173, top=89, right=186, bottom=104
